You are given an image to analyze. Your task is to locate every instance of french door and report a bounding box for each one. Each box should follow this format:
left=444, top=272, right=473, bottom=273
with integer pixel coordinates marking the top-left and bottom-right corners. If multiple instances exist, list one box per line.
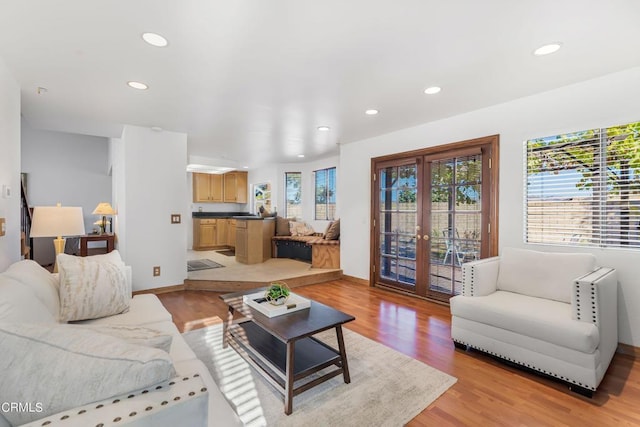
left=372, top=136, right=498, bottom=302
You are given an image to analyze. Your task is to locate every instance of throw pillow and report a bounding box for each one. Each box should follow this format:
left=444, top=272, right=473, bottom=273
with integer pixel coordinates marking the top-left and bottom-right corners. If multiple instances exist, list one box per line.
left=3, top=260, right=60, bottom=319
left=290, top=221, right=315, bottom=236
left=275, top=216, right=292, bottom=236
left=323, top=221, right=334, bottom=237
left=324, top=218, right=340, bottom=240
left=0, top=276, right=58, bottom=323
left=0, top=322, right=175, bottom=426
left=57, top=252, right=130, bottom=322
left=74, top=324, right=173, bottom=353
left=82, top=249, right=127, bottom=267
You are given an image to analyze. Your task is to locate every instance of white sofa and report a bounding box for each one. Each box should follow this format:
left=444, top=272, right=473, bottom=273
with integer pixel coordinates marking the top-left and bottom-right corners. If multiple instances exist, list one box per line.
left=0, top=259, right=242, bottom=427
left=450, top=247, right=618, bottom=396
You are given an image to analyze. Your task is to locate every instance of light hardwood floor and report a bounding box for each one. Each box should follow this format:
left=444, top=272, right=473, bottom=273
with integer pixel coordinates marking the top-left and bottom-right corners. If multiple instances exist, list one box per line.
left=158, top=280, right=640, bottom=426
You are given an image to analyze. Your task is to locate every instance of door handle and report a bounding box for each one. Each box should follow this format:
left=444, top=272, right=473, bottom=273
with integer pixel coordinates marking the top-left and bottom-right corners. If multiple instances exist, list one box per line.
left=416, top=235, right=421, bottom=240
left=423, top=235, right=430, bottom=241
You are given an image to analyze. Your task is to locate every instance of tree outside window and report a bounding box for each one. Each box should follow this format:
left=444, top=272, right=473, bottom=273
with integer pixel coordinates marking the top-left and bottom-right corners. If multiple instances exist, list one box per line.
left=526, top=120, right=640, bottom=248
left=314, top=167, right=336, bottom=220
left=285, top=172, right=302, bottom=219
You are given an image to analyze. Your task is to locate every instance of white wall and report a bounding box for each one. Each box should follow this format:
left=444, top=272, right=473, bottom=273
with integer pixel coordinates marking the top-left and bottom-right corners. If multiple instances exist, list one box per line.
left=21, top=125, right=111, bottom=265
left=0, top=58, right=21, bottom=271
left=340, top=66, right=640, bottom=346
left=114, top=125, right=188, bottom=291
left=110, top=137, right=126, bottom=259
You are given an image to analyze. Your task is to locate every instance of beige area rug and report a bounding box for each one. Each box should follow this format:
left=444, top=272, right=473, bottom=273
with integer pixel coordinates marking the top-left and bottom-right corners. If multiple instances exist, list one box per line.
left=183, top=323, right=456, bottom=427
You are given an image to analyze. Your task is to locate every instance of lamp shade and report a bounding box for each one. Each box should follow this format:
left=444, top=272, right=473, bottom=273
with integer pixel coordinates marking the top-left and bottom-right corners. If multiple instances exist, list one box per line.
left=92, top=202, right=115, bottom=215
left=30, top=206, right=86, bottom=238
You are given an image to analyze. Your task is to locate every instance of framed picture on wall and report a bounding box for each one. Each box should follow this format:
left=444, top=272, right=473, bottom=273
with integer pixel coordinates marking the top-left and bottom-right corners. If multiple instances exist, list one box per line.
left=253, top=183, right=272, bottom=214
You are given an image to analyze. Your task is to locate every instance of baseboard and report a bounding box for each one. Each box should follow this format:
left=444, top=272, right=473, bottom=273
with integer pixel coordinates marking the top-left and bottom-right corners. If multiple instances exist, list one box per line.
left=341, top=274, right=369, bottom=286
left=184, top=269, right=343, bottom=293
left=617, top=343, right=640, bottom=358
left=132, top=284, right=185, bottom=296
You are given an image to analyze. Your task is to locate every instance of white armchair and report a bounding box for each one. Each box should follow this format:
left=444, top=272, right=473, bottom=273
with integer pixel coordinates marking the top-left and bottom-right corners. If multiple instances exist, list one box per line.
left=450, top=247, right=618, bottom=397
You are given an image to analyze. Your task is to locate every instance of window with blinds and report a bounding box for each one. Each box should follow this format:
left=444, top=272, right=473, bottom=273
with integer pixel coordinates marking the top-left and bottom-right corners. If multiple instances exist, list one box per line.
left=525, top=120, right=640, bottom=249
left=314, top=167, right=336, bottom=220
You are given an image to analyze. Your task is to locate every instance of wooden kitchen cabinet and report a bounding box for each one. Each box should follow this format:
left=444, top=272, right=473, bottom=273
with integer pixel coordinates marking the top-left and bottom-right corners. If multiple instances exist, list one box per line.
left=235, top=222, right=248, bottom=261
left=193, top=218, right=226, bottom=250
left=192, top=173, right=223, bottom=203
left=227, top=219, right=236, bottom=248
left=223, top=171, right=248, bottom=203
left=234, top=218, right=275, bottom=264
left=216, top=218, right=227, bottom=246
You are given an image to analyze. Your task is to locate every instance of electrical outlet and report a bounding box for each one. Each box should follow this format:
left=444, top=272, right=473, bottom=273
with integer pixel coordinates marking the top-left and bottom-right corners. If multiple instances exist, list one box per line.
left=153, top=266, right=161, bottom=277
left=171, top=214, right=181, bottom=224
left=0, top=218, right=5, bottom=236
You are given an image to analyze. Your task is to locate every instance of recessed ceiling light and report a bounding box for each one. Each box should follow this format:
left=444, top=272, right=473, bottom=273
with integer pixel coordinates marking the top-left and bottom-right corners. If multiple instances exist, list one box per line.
left=534, top=43, right=562, bottom=56
left=365, top=109, right=379, bottom=115
left=297, top=154, right=305, bottom=158
left=424, top=86, right=441, bottom=95
left=142, top=32, right=168, bottom=47
left=127, top=81, right=148, bottom=90
left=317, top=126, right=330, bottom=131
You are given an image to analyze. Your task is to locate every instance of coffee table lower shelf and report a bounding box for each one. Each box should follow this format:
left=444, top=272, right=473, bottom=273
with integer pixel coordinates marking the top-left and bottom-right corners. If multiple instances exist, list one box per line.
left=225, top=321, right=349, bottom=414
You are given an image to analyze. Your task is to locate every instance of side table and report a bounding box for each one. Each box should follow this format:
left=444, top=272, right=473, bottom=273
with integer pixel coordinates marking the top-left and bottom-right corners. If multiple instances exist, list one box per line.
left=79, top=234, right=115, bottom=257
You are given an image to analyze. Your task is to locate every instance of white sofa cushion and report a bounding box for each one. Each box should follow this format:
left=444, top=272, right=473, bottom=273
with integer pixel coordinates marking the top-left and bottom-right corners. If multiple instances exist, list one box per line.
left=496, top=248, right=595, bottom=303
left=142, top=320, right=198, bottom=363
left=0, top=276, right=57, bottom=323
left=74, top=294, right=173, bottom=326
left=58, top=252, right=130, bottom=321
left=450, top=291, right=600, bottom=353
left=3, top=260, right=60, bottom=319
left=21, top=373, right=210, bottom=427
left=74, top=324, right=173, bottom=353
left=0, top=322, right=175, bottom=426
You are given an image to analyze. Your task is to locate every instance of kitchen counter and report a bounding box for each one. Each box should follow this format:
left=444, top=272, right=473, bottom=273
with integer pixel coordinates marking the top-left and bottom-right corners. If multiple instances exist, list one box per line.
left=232, top=216, right=275, bottom=220
left=192, top=212, right=255, bottom=219
left=234, top=217, right=276, bottom=264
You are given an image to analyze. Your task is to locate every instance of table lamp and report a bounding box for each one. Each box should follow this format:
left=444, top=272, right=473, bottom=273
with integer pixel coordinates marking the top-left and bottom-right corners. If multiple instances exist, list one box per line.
left=92, top=202, right=115, bottom=234
left=30, top=203, right=85, bottom=272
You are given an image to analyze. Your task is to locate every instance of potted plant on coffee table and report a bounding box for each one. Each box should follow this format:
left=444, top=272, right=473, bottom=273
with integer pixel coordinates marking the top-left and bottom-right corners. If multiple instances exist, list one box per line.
left=265, top=282, right=290, bottom=306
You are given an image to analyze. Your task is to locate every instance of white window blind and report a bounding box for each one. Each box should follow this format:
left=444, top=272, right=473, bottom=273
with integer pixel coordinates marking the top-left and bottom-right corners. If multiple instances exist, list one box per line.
left=525, top=121, right=640, bottom=249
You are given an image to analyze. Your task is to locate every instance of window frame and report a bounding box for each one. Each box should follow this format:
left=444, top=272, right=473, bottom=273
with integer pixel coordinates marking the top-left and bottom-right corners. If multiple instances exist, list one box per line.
left=314, top=167, right=337, bottom=221
left=524, top=120, right=640, bottom=250
left=284, top=172, right=302, bottom=219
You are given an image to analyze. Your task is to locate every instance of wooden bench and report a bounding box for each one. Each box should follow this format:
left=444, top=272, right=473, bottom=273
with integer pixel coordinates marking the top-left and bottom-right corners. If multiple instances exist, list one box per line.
left=308, top=237, right=340, bottom=269
left=272, top=235, right=340, bottom=269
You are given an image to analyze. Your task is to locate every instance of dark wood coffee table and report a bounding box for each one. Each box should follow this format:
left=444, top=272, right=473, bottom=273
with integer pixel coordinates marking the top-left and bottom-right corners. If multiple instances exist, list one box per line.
left=220, top=288, right=355, bottom=415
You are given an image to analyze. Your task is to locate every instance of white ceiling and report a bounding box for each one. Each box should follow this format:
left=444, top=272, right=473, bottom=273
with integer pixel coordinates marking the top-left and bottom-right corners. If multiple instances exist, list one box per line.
left=1, top=1, right=640, bottom=168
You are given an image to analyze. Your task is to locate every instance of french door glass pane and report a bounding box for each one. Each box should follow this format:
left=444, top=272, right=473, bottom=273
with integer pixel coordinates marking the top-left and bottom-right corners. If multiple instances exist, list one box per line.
left=428, top=154, right=482, bottom=297
left=379, top=164, right=417, bottom=286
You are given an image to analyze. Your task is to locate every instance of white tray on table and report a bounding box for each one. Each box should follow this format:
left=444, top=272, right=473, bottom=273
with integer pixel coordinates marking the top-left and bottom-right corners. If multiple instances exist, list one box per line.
left=243, top=291, right=311, bottom=318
